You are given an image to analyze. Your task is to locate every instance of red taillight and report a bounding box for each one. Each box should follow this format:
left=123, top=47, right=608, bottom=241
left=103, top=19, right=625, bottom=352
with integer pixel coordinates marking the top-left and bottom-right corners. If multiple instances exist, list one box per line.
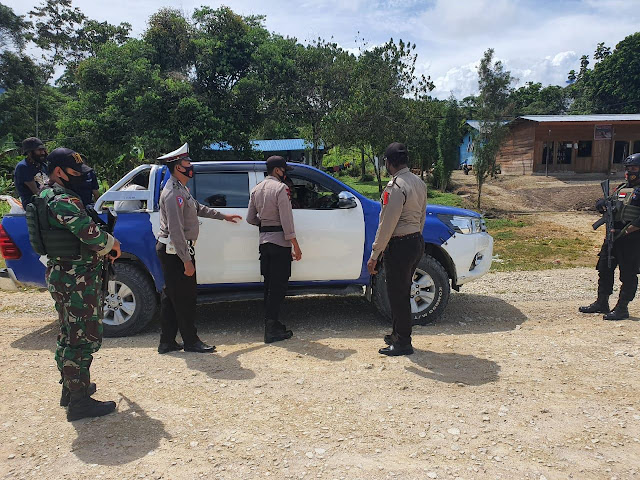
left=0, top=225, right=21, bottom=260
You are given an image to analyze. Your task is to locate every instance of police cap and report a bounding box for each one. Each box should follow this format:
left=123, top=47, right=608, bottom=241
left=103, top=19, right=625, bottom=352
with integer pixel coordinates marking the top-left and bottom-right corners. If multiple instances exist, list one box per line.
left=624, top=153, right=640, bottom=167
left=22, top=137, right=45, bottom=154
left=157, top=143, right=189, bottom=164
left=46, top=148, right=93, bottom=176
left=384, top=142, right=408, bottom=164
left=266, top=155, right=293, bottom=171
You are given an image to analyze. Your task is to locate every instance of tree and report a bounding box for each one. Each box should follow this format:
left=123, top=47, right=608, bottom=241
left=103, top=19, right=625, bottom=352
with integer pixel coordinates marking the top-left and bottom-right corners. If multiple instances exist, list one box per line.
left=510, top=82, right=567, bottom=115
left=143, top=8, right=193, bottom=74
left=474, top=48, right=514, bottom=209
left=435, top=96, right=461, bottom=191
left=0, top=3, right=30, bottom=51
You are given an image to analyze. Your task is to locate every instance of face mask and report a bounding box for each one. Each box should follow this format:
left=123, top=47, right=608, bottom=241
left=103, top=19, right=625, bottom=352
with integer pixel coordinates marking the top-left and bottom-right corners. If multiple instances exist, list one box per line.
left=180, top=165, right=194, bottom=178
left=61, top=171, right=87, bottom=190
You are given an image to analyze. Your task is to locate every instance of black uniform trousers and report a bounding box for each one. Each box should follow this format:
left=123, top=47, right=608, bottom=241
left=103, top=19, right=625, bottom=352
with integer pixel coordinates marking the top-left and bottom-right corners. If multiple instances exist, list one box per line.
left=383, top=233, right=424, bottom=346
left=597, top=229, right=640, bottom=302
left=259, top=242, right=292, bottom=322
left=156, top=242, right=199, bottom=345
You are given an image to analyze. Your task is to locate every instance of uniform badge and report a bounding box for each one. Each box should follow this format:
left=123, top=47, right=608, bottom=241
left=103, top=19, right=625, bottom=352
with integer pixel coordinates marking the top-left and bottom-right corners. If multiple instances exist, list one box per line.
left=286, top=187, right=291, bottom=200
left=176, top=196, right=184, bottom=207
left=383, top=191, right=389, bottom=205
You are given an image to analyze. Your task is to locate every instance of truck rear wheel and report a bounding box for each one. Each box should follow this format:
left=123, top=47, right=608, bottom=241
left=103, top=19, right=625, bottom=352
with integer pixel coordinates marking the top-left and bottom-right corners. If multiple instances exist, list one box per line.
left=103, top=262, right=158, bottom=337
left=372, top=254, right=450, bottom=326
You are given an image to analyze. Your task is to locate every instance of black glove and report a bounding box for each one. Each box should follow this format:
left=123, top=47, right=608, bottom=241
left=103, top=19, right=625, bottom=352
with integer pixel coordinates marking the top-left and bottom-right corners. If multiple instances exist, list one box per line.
left=596, top=198, right=606, bottom=214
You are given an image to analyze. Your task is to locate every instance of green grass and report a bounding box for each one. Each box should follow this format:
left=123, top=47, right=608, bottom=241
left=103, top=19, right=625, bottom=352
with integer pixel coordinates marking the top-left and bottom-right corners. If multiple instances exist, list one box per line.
left=338, top=175, right=463, bottom=207
left=487, top=215, right=598, bottom=272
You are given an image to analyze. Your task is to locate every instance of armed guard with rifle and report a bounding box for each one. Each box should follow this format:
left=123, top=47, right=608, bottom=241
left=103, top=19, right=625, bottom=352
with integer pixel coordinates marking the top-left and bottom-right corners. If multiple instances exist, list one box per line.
left=25, top=147, right=122, bottom=421
left=579, top=153, right=640, bottom=321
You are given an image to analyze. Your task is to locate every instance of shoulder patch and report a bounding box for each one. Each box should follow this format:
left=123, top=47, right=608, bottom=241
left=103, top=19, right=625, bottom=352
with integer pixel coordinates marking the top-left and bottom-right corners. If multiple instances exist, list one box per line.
left=383, top=191, right=389, bottom=205
left=176, top=196, right=184, bottom=207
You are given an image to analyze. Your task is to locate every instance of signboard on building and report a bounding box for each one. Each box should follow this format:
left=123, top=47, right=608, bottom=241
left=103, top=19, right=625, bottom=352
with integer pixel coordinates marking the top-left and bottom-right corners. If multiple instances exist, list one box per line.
left=594, top=124, right=613, bottom=140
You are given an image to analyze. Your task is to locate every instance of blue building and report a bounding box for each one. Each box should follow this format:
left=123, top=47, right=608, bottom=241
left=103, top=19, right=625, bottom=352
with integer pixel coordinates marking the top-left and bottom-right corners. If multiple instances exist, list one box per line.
left=459, top=120, right=480, bottom=169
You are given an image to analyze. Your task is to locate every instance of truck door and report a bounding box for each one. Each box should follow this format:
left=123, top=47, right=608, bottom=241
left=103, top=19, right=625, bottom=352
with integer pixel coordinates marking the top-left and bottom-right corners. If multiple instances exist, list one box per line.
left=256, top=170, right=365, bottom=282
left=193, top=170, right=261, bottom=285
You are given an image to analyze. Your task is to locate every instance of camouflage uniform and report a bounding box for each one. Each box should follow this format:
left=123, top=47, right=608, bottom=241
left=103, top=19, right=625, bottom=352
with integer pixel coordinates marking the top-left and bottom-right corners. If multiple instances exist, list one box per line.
left=42, top=183, right=115, bottom=392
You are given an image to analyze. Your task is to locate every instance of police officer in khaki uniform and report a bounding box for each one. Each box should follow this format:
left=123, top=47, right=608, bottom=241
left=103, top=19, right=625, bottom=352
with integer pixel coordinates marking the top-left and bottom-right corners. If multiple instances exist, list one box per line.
left=580, top=153, right=640, bottom=320
left=367, top=143, right=427, bottom=356
left=156, top=143, right=242, bottom=354
left=247, top=156, right=302, bottom=343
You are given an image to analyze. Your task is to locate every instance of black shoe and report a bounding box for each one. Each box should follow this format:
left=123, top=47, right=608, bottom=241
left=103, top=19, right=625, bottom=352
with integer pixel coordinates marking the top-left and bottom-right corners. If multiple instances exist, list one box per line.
left=158, top=341, right=184, bottom=354
left=60, top=382, right=96, bottom=407
left=579, top=298, right=610, bottom=314
left=67, top=390, right=116, bottom=422
left=184, top=340, right=216, bottom=353
left=264, top=329, right=293, bottom=344
left=379, top=344, right=414, bottom=356
left=603, top=302, right=629, bottom=321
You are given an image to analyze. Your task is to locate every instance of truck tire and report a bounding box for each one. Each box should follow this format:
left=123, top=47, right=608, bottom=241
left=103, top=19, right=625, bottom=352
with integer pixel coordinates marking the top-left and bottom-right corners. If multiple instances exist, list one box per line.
left=102, top=262, right=159, bottom=337
left=372, top=254, right=450, bottom=326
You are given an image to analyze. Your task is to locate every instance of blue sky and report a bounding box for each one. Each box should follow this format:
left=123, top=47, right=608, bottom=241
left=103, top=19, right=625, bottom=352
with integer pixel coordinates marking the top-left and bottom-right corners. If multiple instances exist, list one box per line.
left=6, top=0, right=640, bottom=99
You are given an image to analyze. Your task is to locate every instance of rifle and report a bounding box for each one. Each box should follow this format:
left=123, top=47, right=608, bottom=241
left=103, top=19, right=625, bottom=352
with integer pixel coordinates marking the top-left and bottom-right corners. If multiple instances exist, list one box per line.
left=592, top=180, right=616, bottom=268
left=87, top=207, right=118, bottom=295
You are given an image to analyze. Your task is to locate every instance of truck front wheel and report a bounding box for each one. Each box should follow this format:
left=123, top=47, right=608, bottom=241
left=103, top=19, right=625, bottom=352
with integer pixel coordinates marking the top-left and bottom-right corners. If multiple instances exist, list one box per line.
left=372, top=254, right=450, bottom=326
left=102, top=262, right=158, bottom=337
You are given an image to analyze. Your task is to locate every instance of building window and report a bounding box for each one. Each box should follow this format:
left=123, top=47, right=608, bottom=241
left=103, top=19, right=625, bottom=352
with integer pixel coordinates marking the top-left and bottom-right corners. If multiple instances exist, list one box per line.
left=633, top=140, right=640, bottom=154
left=613, top=141, right=629, bottom=163
left=577, top=141, right=592, bottom=157
left=542, top=142, right=554, bottom=164
left=556, top=141, right=573, bottom=164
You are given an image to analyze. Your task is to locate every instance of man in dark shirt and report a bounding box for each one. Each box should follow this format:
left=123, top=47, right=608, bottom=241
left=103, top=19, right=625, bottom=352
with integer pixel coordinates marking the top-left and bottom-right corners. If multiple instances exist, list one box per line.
left=73, top=167, right=100, bottom=207
left=14, top=137, right=47, bottom=207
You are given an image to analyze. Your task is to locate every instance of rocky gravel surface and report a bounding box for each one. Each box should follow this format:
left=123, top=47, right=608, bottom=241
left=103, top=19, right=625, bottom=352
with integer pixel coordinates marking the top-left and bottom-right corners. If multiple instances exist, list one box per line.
left=0, top=267, right=639, bottom=480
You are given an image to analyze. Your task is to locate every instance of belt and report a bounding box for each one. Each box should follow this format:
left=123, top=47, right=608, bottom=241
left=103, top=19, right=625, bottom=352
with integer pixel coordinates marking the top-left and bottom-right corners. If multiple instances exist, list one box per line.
left=157, top=237, right=196, bottom=247
left=389, top=232, right=422, bottom=242
left=259, top=225, right=284, bottom=233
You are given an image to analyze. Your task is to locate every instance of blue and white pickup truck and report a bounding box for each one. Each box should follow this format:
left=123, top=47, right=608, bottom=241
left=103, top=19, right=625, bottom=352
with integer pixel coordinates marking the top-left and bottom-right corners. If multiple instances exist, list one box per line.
left=0, top=162, right=493, bottom=337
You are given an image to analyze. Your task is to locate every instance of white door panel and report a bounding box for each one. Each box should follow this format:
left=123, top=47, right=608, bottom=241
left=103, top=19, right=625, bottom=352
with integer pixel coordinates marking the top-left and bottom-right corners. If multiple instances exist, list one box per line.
left=194, top=171, right=261, bottom=285
left=290, top=202, right=365, bottom=281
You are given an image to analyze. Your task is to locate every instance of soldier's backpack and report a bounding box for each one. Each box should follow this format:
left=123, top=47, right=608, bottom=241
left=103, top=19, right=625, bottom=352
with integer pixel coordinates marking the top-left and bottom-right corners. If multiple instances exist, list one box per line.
left=25, top=190, right=82, bottom=257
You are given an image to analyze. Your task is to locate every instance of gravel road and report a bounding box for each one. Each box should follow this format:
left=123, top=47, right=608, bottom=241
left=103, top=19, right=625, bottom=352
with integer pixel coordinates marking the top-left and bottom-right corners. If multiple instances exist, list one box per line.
left=0, top=267, right=638, bottom=480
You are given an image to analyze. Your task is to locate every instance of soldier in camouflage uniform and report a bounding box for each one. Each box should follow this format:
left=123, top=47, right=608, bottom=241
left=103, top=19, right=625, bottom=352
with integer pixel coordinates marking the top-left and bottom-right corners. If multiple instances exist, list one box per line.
left=580, top=153, right=640, bottom=321
left=39, top=148, right=121, bottom=421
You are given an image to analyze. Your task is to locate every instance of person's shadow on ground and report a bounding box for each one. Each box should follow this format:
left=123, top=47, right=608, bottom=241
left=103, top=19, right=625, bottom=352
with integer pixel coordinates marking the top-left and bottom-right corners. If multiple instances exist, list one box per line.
left=405, top=349, right=501, bottom=386
left=71, top=394, right=169, bottom=465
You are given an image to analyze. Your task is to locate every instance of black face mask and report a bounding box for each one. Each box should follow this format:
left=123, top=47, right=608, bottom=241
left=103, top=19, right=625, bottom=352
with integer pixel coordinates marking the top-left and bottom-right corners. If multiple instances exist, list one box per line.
left=62, top=171, right=87, bottom=191
left=180, top=165, right=194, bottom=178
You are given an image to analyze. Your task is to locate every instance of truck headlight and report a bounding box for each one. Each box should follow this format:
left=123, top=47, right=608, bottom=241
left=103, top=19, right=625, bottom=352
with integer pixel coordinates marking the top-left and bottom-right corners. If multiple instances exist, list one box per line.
left=437, top=214, right=484, bottom=234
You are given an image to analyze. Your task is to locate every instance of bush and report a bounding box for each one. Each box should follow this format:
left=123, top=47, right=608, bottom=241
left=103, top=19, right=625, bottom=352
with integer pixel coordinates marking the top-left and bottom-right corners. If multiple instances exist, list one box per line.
left=361, top=173, right=374, bottom=182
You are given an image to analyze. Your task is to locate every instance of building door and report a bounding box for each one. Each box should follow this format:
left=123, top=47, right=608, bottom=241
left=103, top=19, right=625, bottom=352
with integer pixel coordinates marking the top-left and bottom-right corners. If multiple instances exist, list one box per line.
left=614, top=141, right=630, bottom=164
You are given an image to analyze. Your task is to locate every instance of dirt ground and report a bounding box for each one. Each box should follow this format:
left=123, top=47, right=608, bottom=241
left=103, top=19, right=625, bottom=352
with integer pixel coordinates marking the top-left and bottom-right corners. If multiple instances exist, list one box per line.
left=0, top=262, right=638, bottom=480
left=450, top=170, right=624, bottom=214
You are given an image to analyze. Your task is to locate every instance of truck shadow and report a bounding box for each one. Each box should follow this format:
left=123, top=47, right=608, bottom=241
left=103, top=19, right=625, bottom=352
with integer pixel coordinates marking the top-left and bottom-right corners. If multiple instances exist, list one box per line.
left=9, top=292, right=527, bottom=352
left=71, top=394, right=169, bottom=465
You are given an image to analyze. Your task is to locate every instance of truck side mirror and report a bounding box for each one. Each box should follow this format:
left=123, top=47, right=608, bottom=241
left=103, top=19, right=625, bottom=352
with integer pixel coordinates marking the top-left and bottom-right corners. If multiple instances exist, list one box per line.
left=338, top=191, right=357, bottom=209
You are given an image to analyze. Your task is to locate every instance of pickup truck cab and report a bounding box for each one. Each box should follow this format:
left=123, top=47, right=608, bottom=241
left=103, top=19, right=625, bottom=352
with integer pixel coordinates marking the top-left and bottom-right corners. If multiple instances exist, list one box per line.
left=0, top=162, right=493, bottom=336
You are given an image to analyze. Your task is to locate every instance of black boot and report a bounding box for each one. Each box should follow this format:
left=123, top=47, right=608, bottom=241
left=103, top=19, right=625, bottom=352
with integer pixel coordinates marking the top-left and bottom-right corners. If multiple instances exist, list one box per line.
left=67, top=387, right=116, bottom=422
left=264, top=319, right=293, bottom=344
left=603, top=300, right=629, bottom=321
left=579, top=296, right=610, bottom=314
left=60, top=382, right=96, bottom=407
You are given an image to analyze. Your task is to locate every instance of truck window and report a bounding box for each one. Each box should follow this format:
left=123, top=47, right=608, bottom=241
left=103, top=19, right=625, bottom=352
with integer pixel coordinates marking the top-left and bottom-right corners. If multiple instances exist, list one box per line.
left=194, top=172, right=250, bottom=208
left=287, top=174, right=340, bottom=210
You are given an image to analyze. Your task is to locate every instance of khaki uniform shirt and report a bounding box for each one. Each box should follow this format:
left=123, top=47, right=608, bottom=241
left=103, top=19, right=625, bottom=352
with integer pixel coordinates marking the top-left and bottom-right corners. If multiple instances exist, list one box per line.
left=158, top=177, right=224, bottom=263
left=247, top=175, right=296, bottom=247
left=370, top=167, right=427, bottom=260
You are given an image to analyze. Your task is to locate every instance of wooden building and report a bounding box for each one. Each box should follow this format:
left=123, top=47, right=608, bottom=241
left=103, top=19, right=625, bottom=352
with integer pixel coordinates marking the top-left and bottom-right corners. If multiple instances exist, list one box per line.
left=496, top=114, right=640, bottom=175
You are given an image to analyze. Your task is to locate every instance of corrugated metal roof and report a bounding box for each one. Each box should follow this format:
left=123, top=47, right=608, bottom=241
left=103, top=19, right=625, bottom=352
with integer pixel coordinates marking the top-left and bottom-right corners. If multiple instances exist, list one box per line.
left=208, top=138, right=324, bottom=152
left=466, top=120, right=508, bottom=131
left=518, top=114, right=640, bottom=122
